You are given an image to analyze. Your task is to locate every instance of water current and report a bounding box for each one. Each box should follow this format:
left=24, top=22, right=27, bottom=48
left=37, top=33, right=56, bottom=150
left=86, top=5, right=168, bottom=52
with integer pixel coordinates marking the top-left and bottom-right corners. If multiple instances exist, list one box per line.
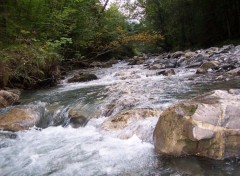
left=1, top=61, right=240, bottom=175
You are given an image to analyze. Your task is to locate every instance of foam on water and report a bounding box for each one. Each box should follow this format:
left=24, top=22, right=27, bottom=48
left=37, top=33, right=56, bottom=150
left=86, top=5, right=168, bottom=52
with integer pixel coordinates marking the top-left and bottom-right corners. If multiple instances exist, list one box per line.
left=0, top=125, right=155, bottom=176
left=2, top=61, right=240, bottom=175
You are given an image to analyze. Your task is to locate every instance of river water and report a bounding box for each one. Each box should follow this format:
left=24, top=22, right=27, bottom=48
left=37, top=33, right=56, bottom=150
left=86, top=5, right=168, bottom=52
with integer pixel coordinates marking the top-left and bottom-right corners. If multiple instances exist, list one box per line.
left=1, top=61, right=240, bottom=175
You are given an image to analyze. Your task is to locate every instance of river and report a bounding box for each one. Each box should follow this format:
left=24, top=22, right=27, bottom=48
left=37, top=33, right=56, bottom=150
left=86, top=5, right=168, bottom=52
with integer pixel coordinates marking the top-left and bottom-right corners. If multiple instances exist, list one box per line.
left=1, top=61, right=240, bottom=175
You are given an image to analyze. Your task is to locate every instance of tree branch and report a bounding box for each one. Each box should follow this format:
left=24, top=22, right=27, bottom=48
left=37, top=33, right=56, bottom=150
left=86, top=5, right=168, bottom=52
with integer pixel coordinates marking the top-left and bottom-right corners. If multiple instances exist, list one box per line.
left=101, top=0, right=109, bottom=13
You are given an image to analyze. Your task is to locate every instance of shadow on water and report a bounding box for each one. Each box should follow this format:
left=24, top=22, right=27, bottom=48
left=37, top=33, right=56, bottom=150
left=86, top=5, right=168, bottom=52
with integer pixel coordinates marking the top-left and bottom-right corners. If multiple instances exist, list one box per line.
left=151, top=155, right=240, bottom=176
left=173, top=76, right=240, bottom=101
left=21, top=85, right=107, bottom=107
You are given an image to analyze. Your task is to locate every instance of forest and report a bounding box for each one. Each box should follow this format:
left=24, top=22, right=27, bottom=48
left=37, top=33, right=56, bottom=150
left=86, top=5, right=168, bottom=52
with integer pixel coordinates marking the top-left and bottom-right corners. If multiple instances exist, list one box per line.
left=0, top=0, right=240, bottom=89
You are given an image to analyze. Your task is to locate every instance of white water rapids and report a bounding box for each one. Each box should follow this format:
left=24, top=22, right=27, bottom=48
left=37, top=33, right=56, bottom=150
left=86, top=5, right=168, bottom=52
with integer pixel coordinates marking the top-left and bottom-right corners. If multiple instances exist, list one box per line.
left=1, top=61, right=240, bottom=175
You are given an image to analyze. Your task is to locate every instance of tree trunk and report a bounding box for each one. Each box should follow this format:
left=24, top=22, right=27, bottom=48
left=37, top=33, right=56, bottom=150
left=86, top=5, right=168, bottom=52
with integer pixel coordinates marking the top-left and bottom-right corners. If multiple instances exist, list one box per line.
left=101, top=0, right=109, bottom=13
left=0, top=62, right=6, bottom=88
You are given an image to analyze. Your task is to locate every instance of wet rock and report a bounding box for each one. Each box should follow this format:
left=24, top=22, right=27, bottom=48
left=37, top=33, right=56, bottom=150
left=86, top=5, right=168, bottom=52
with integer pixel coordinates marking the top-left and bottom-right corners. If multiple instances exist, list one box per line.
left=177, top=57, right=188, bottom=67
left=186, top=62, right=203, bottom=68
left=149, top=64, right=165, bottom=70
left=221, top=64, right=236, bottom=71
left=235, top=45, right=240, bottom=50
left=185, top=51, right=196, bottom=58
left=89, top=60, right=117, bottom=68
left=102, top=108, right=162, bottom=142
left=0, top=89, right=21, bottom=108
left=89, top=61, right=103, bottom=68
left=68, top=109, right=88, bottom=128
left=226, top=67, right=240, bottom=76
left=0, top=131, right=17, bottom=139
left=157, top=69, right=176, bottom=76
left=114, top=70, right=141, bottom=80
left=172, top=51, right=185, bottom=58
left=0, top=107, right=41, bottom=132
left=153, top=89, right=240, bottom=160
left=219, top=44, right=234, bottom=53
left=196, top=68, right=207, bottom=74
left=102, top=108, right=160, bottom=130
left=192, top=54, right=210, bottom=63
left=105, top=58, right=118, bottom=67
left=68, top=73, right=98, bottom=83
left=215, top=75, right=225, bottom=80
left=200, top=61, right=219, bottom=70
left=196, top=61, right=219, bottom=74
left=74, top=61, right=90, bottom=68
left=165, top=60, right=177, bottom=68
left=206, top=47, right=219, bottom=54
left=102, top=96, right=139, bottom=117
left=90, top=59, right=118, bottom=68
left=128, top=56, right=145, bottom=65
left=154, top=55, right=167, bottom=61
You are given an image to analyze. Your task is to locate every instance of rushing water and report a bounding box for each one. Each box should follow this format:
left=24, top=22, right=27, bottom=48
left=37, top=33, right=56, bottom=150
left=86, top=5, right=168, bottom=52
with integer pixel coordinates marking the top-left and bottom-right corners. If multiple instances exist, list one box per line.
left=1, top=61, right=240, bottom=176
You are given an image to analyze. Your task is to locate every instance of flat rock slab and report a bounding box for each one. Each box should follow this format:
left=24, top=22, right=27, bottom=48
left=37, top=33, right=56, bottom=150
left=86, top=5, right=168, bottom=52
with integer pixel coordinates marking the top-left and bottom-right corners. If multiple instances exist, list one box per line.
left=153, top=89, right=240, bottom=160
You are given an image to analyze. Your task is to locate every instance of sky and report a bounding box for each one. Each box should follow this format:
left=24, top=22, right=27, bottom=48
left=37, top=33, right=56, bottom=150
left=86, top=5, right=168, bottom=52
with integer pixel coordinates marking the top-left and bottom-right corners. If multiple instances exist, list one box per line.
left=101, top=0, right=143, bottom=21
left=101, top=0, right=137, bottom=9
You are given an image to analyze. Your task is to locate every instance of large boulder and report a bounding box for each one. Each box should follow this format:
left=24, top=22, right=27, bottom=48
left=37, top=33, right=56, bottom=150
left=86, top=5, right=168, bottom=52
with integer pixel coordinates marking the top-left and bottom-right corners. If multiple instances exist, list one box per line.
left=153, top=89, right=240, bottom=160
left=0, top=89, right=21, bottom=108
left=68, top=73, right=98, bottom=83
left=0, top=107, right=41, bottom=132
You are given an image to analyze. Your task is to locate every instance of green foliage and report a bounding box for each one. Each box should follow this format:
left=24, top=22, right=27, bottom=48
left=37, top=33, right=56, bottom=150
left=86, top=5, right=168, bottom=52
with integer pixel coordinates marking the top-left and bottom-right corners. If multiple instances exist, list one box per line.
left=145, top=0, right=240, bottom=49
left=0, top=42, right=61, bottom=88
left=0, top=0, right=165, bottom=88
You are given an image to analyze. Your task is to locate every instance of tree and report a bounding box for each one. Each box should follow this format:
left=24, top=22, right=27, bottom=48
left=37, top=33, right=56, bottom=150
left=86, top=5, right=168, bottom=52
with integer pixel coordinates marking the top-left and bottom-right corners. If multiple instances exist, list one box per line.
left=144, top=0, right=240, bottom=49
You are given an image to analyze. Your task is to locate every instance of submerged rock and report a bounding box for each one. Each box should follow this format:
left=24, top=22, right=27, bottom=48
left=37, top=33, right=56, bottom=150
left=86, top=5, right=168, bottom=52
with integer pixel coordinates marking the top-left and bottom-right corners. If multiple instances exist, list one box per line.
left=0, top=131, right=17, bottom=139
left=68, top=108, right=88, bottom=128
left=0, top=89, right=21, bottom=108
left=68, top=73, right=98, bottom=83
left=153, top=89, right=240, bottom=160
left=0, top=107, right=41, bottom=132
left=157, top=69, right=176, bottom=76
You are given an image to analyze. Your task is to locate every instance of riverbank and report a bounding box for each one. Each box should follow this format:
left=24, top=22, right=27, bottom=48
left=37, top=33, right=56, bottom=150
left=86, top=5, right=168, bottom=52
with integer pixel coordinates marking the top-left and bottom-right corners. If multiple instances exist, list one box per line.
left=1, top=43, right=239, bottom=91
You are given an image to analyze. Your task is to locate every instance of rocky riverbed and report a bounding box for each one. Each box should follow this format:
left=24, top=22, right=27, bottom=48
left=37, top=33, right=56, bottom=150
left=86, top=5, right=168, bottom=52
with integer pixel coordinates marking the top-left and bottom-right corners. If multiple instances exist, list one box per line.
left=129, top=44, right=240, bottom=77
left=0, top=44, right=240, bottom=175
